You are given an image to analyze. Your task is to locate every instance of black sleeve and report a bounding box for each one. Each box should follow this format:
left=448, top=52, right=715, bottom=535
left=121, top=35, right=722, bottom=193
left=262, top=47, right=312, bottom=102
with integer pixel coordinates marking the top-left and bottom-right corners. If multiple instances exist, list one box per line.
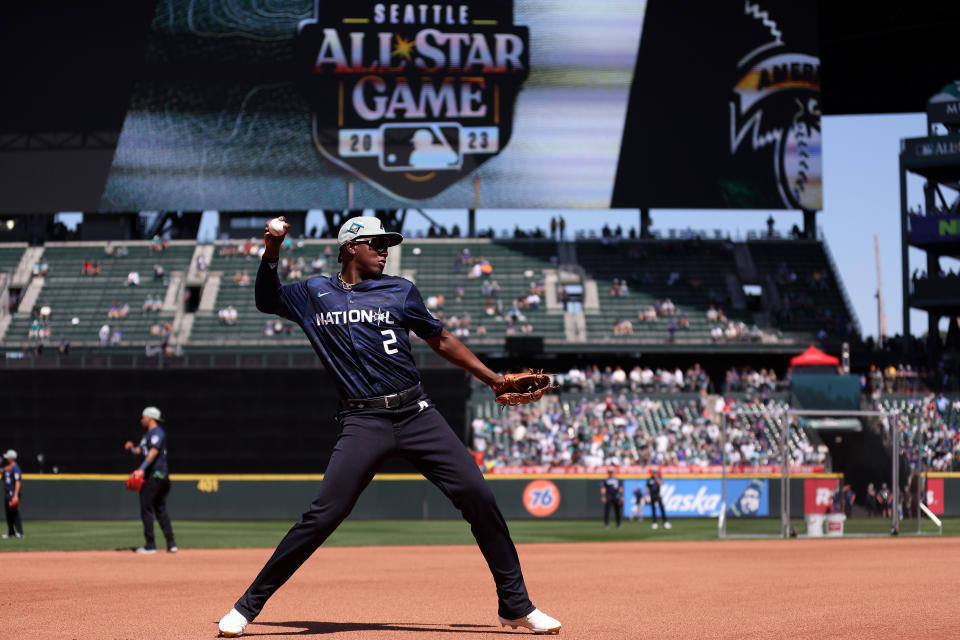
left=255, top=259, right=311, bottom=323
left=255, top=258, right=283, bottom=315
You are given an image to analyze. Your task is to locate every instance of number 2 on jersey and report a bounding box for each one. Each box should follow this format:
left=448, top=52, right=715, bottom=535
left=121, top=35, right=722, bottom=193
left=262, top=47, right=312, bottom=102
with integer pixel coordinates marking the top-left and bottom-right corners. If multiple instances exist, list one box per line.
left=381, top=329, right=399, bottom=354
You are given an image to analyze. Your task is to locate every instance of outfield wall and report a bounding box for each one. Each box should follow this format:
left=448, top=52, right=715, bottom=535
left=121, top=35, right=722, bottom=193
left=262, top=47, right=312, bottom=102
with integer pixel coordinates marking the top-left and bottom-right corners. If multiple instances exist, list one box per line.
left=30, top=472, right=956, bottom=521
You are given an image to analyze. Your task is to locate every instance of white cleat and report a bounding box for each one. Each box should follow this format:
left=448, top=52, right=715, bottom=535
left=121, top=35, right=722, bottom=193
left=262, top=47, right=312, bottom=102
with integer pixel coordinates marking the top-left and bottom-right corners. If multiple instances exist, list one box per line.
left=652, top=522, right=659, bottom=530
left=664, top=522, right=672, bottom=530
left=219, top=608, right=249, bottom=637
left=134, top=547, right=157, bottom=554
left=499, top=608, right=562, bottom=635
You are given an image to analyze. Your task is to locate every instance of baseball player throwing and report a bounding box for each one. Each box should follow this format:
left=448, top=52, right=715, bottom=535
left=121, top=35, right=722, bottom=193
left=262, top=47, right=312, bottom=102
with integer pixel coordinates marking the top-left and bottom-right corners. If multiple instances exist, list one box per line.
left=217, top=216, right=561, bottom=636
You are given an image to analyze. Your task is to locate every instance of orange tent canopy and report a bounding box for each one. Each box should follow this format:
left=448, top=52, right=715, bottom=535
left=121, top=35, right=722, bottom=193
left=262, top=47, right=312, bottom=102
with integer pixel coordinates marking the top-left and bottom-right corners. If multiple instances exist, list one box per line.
left=790, top=345, right=839, bottom=367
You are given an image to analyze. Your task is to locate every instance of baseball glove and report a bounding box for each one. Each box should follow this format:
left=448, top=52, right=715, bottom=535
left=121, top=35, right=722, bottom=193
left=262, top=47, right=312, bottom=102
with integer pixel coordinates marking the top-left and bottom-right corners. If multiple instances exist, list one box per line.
left=125, top=469, right=145, bottom=492
left=8, top=496, right=19, bottom=508
left=493, top=369, right=558, bottom=406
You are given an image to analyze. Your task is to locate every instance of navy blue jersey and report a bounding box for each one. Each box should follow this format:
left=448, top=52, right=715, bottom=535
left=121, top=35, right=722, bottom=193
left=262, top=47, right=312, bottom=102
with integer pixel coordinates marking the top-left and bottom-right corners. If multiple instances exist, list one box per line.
left=601, top=476, right=622, bottom=499
left=3, top=462, right=21, bottom=497
left=256, top=261, right=443, bottom=399
left=633, top=486, right=644, bottom=505
left=139, top=427, right=169, bottom=475
left=646, top=475, right=661, bottom=498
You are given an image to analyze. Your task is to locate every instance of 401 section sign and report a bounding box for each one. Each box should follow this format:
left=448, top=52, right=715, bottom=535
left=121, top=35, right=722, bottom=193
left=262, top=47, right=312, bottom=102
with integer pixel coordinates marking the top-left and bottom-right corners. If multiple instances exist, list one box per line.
left=295, top=2, right=530, bottom=201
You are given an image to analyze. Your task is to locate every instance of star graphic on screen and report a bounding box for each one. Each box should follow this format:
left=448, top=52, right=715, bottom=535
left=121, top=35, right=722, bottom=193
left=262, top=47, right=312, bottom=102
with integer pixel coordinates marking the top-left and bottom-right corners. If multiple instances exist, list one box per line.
left=392, top=34, right=415, bottom=61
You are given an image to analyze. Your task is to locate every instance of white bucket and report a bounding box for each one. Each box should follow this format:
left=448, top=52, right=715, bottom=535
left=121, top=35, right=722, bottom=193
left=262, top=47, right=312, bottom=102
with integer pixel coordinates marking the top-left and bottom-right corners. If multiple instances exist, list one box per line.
left=825, top=513, right=846, bottom=536
left=805, top=513, right=825, bottom=537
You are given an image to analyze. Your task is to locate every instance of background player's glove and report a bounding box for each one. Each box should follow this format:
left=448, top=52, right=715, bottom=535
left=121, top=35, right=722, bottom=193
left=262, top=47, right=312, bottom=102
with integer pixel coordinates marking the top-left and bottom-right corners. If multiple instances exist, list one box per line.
left=8, top=496, right=19, bottom=508
left=493, top=369, right=558, bottom=406
left=125, top=469, right=145, bottom=492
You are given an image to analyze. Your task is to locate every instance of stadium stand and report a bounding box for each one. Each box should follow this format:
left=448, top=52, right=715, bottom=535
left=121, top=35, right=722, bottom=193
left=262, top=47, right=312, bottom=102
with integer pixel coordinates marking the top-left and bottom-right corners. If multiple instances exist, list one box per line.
left=470, top=392, right=826, bottom=470
left=188, top=238, right=333, bottom=345
left=0, top=243, right=26, bottom=275
left=875, top=395, right=960, bottom=471
left=748, top=239, right=859, bottom=338
left=577, top=238, right=748, bottom=344
left=400, top=239, right=565, bottom=345
left=0, top=236, right=858, bottom=354
left=2, top=241, right=194, bottom=348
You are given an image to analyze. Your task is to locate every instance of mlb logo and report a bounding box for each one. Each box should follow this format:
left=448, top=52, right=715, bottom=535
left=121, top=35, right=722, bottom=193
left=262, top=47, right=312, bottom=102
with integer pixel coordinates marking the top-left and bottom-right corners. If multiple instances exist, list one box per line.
left=381, top=124, right=462, bottom=171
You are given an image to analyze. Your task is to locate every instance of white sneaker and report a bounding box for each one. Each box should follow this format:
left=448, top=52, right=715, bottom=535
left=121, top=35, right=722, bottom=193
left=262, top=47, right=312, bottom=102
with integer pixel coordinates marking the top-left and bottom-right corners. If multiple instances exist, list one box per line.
left=652, top=522, right=659, bottom=530
left=1, top=534, right=8, bottom=539
left=167, top=546, right=179, bottom=553
left=219, top=608, right=249, bottom=637
left=664, top=522, right=672, bottom=530
left=134, top=547, right=157, bottom=554
left=499, top=608, right=562, bottom=635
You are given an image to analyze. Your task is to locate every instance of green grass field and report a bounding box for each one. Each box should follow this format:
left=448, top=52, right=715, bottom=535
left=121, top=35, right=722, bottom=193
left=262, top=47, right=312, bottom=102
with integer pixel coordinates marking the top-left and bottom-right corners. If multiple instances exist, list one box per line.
left=1, top=517, right=952, bottom=552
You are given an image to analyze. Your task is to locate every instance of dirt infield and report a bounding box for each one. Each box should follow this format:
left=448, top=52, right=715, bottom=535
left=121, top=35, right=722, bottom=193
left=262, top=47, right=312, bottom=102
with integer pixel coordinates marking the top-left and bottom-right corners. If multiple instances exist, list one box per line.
left=4, top=538, right=957, bottom=639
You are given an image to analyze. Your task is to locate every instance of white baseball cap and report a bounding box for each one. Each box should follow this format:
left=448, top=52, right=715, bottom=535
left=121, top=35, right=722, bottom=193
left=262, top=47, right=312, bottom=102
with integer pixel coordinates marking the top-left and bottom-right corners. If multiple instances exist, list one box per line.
left=2, top=449, right=16, bottom=460
left=142, top=406, right=164, bottom=422
left=337, top=216, right=403, bottom=248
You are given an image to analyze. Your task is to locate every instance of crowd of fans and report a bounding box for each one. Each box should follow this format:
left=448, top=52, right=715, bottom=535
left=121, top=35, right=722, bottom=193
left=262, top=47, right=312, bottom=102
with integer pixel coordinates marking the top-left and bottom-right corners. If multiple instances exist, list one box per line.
left=554, top=364, right=712, bottom=394
left=878, top=394, right=960, bottom=472
left=471, top=393, right=826, bottom=470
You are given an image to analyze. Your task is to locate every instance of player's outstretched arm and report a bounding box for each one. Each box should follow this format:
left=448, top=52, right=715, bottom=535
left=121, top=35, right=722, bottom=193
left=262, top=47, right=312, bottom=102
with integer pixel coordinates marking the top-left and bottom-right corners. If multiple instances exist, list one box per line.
left=424, top=329, right=504, bottom=390
left=254, top=217, right=288, bottom=315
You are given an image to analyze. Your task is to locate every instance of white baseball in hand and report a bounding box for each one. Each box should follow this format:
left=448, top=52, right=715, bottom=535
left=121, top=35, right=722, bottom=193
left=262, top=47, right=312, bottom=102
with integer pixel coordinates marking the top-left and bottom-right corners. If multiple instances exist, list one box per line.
left=268, top=218, right=286, bottom=236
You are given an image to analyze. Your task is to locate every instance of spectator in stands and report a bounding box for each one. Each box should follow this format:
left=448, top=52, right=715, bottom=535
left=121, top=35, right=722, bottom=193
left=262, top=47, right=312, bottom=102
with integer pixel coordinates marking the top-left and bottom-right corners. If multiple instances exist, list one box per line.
left=233, top=271, right=250, bottom=286
left=196, top=256, right=208, bottom=272
left=218, top=306, right=238, bottom=326
left=153, top=264, right=165, bottom=281
left=126, top=270, right=140, bottom=287
left=666, top=320, right=677, bottom=342
left=104, top=242, right=114, bottom=257
left=505, top=322, right=517, bottom=336
left=661, top=298, right=675, bottom=316
left=706, top=306, right=719, bottom=322
left=526, top=290, right=541, bottom=309
left=108, top=302, right=121, bottom=319
left=81, top=259, right=93, bottom=275
left=110, top=327, right=123, bottom=345
left=149, top=235, right=167, bottom=252
left=520, top=322, right=533, bottom=334
left=678, top=313, right=690, bottom=329
left=453, top=284, right=464, bottom=302
left=99, top=323, right=111, bottom=346
left=115, top=245, right=128, bottom=257
left=28, top=319, right=43, bottom=339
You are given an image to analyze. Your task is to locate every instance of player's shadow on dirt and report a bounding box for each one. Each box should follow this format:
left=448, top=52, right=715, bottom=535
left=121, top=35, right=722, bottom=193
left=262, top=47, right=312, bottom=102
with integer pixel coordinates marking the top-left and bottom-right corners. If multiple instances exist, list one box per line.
left=243, top=621, right=514, bottom=635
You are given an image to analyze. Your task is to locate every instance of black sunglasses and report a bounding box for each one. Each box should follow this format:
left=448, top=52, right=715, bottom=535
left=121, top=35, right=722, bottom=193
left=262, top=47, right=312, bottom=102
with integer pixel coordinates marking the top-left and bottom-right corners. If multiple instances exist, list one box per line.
left=351, top=237, right=391, bottom=252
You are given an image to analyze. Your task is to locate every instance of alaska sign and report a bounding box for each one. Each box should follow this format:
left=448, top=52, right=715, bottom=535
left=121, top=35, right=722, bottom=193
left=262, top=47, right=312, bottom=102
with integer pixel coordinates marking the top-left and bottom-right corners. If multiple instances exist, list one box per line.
left=295, top=2, right=530, bottom=201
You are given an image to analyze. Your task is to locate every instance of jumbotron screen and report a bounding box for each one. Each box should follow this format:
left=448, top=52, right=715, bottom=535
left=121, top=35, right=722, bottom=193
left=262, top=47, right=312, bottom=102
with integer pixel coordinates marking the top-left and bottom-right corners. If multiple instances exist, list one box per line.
left=101, top=0, right=820, bottom=211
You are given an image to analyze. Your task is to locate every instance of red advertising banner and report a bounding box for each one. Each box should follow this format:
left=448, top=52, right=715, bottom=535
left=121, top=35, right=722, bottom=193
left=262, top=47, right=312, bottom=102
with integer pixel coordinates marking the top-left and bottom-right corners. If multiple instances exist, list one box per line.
left=925, top=478, right=945, bottom=515
left=804, top=478, right=838, bottom=514
left=486, top=464, right=825, bottom=476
